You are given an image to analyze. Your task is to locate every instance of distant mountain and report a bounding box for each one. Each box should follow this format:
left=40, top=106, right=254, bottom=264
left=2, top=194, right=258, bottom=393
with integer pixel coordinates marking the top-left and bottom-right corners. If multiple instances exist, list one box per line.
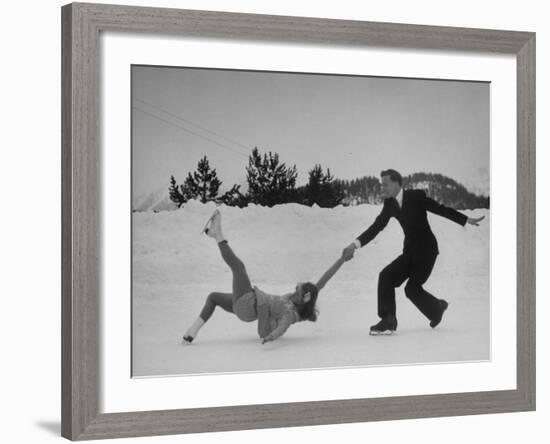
left=133, top=186, right=177, bottom=212
left=335, top=172, right=489, bottom=210
left=404, top=172, right=489, bottom=210
left=462, top=166, right=490, bottom=197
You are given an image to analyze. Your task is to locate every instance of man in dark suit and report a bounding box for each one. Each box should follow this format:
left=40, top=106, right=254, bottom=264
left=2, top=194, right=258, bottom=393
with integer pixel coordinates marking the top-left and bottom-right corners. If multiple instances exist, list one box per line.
left=342, top=169, right=485, bottom=335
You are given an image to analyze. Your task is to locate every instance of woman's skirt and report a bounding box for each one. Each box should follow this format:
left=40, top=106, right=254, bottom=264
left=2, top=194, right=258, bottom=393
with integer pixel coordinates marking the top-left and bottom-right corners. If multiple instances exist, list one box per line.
left=233, top=290, right=258, bottom=322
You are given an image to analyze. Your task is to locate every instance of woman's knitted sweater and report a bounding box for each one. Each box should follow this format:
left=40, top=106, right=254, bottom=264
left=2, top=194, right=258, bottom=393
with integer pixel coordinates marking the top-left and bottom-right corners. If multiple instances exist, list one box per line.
left=253, top=286, right=301, bottom=340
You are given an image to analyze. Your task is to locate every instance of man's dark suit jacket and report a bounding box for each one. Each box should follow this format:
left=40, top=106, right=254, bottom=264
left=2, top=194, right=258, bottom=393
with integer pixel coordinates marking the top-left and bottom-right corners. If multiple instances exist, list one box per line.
left=356, top=189, right=468, bottom=258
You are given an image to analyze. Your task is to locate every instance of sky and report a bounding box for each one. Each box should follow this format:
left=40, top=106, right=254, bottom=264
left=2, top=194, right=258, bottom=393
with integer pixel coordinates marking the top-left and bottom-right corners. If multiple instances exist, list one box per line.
left=132, top=65, right=490, bottom=202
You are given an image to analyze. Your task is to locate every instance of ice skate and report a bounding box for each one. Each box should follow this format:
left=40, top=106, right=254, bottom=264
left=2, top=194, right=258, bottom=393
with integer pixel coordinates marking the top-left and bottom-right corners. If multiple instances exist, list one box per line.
left=369, top=315, right=398, bottom=336
left=202, top=209, right=226, bottom=243
left=182, top=335, right=194, bottom=345
left=202, top=209, right=220, bottom=235
left=182, top=318, right=205, bottom=345
left=430, top=299, right=449, bottom=328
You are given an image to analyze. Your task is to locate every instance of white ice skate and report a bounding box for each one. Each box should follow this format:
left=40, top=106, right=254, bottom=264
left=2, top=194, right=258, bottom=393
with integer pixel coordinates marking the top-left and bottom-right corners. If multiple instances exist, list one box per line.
left=201, top=209, right=220, bottom=236
left=182, top=335, right=194, bottom=345
left=182, top=318, right=205, bottom=345
left=202, top=209, right=225, bottom=243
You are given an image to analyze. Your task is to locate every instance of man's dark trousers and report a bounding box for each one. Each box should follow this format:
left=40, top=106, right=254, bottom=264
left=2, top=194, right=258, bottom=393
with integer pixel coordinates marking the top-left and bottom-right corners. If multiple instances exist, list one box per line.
left=378, top=251, right=439, bottom=321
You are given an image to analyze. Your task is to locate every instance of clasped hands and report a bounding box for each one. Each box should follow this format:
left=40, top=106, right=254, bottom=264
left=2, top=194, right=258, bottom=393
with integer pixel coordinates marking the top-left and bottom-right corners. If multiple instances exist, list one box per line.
left=342, top=243, right=357, bottom=262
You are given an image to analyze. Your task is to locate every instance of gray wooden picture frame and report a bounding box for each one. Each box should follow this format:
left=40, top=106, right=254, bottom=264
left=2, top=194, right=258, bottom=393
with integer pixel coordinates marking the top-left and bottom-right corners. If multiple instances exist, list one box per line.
left=61, top=2, right=536, bottom=440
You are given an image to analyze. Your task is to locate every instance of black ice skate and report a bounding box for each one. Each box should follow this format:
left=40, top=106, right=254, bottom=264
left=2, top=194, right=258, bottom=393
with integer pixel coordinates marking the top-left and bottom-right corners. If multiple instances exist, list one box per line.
left=369, top=315, right=398, bottom=335
left=430, top=299, right=449, bottom=328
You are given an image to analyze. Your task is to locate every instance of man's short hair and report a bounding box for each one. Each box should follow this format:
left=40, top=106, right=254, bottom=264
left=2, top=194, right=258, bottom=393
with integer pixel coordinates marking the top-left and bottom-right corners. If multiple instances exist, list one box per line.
left=380, top=169, right=403, bottom=186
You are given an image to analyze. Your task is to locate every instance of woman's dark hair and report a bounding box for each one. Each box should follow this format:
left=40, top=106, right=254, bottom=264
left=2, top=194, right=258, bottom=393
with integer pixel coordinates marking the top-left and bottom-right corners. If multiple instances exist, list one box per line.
left=297, top=282, right=319, bottom=322
left=380, top=169, right=403, bottom=186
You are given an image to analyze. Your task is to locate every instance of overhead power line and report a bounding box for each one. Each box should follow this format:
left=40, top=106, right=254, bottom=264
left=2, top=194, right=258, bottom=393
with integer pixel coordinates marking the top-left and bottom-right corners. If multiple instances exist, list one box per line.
left=135, top=97, right=252, bottom=155
left=133, top=105, right=249, bottom=159
left=133, top=98, right=313, bottom=178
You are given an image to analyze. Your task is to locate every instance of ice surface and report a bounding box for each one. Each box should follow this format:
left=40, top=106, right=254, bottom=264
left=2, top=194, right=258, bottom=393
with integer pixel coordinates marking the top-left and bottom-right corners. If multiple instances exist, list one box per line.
left=132, top=200, right=490, bottom=377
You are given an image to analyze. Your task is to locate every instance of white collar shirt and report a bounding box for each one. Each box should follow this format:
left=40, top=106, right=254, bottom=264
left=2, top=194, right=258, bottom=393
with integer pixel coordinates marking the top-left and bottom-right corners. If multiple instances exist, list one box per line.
left=395, top=188, right=403, bottom=208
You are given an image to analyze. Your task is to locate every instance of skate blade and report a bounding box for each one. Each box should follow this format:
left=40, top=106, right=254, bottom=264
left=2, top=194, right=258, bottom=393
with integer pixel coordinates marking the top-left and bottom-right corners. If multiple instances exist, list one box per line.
left=369, top=330, right=396, bottom=336
left=201, top=214, right=215, bottom=234
left=201, top=218, right=212, bottom=234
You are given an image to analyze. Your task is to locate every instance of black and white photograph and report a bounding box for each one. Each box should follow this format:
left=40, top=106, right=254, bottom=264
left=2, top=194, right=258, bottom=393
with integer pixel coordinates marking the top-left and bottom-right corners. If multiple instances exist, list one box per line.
left=131, top=65, right=490, bottom=378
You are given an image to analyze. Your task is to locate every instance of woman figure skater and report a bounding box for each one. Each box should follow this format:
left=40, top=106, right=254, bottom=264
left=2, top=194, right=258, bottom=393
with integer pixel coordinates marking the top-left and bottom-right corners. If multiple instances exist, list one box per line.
left=182, top=209, right=349, bottom=345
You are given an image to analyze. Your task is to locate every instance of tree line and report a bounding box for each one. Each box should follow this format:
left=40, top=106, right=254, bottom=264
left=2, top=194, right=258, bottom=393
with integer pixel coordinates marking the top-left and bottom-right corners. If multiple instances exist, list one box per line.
left=168, top=147, right=343, bottom=209
left=168, top=148, right=489, bottom=210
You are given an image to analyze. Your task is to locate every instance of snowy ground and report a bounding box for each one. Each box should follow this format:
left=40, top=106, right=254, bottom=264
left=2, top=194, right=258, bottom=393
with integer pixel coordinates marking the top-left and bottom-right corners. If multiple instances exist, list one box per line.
left=132, top=200, right=490, bottom=377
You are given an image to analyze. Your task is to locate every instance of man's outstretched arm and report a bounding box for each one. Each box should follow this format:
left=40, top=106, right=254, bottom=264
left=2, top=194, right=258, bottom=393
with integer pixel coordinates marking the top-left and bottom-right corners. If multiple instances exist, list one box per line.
left=343, top=199, right=392, bottom=259
left=421, top=191, right=468, bottom=226
left=356, top=199, right=392, bottom=247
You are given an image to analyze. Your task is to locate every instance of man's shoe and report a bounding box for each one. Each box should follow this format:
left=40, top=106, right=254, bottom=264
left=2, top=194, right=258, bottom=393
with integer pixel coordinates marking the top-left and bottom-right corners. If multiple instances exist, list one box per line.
left=369, top=315, right=398, bottom=335
left=430, top=300, right=449, bottom=328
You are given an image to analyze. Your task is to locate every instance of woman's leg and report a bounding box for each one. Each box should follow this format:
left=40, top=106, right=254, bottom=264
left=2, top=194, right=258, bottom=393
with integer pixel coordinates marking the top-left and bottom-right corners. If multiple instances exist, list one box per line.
left=185, top=210, right=255, bottom=344
left=199, top=292, right=234, bottom=321
left=185, top=243, right=253, bottom=343
left=205, top=209, right=253, bottom=303
left=182, top=292, right=234, bottom=344
left=217, top=241, right=253, bottom=304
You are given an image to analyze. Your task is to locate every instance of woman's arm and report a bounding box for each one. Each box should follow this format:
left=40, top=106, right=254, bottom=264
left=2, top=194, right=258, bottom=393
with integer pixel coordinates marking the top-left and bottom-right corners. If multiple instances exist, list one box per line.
left=261, top=314, right=294, bottom=343
left=315, top=255, right=347, bottom=292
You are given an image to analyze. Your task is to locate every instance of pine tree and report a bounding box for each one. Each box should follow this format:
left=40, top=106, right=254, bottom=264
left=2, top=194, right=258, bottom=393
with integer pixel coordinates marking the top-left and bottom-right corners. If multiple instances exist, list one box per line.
left=305, top=164, right=343, bottom=207
left=183, top=156, right=222, bottom=203
left=334, top=175, right=381, bottom=206
left=217, top=184, right=249, bottom=208
left=168, top=175, right=186, bottom=208
left=305, top=164, right=323, bottom=205
left=246, top=147, right=298, bottom=206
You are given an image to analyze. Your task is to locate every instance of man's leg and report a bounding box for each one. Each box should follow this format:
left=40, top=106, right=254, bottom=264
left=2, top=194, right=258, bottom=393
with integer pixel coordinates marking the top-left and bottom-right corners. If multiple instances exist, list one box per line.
left=403, top=252, right=441, bottom=322
left=377, top=254, right=411, bottom=319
